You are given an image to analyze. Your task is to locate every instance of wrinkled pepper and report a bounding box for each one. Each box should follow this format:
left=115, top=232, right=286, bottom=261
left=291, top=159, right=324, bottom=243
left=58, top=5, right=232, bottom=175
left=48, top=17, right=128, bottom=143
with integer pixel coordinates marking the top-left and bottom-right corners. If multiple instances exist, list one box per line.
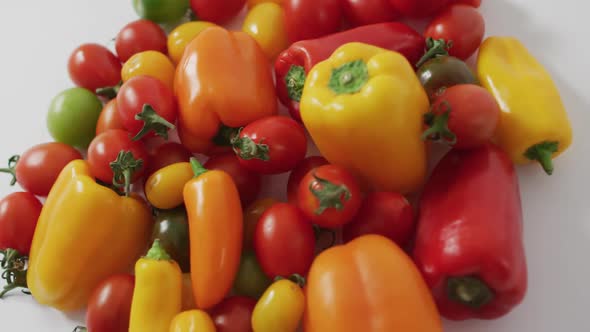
left=169, top=310, right=216, bottom=332
left=275, top=22, right=424, bottom=122
left=477, top=36, right=573, bottom=175
left=27, top=160, right=152, bottom=311
left=304, top=234, right=443, bottom=331
left=413, top=144, right=527, bottom=320
left=129, top=240, right=182, bottom=332
left=300, top=43, right=430, bottom=194
left=175, top=26, right=278, bottom=155
left=183, top=158, right=243, bottom=309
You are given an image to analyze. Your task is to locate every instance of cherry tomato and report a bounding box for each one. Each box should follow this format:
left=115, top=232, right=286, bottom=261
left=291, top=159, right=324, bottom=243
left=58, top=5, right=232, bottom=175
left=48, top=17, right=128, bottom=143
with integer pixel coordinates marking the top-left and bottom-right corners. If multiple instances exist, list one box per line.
left=68, top=44, right=122, bottom=92
left=284, top=0, right=342, bottom=43
left=424, top=4, right=485, bottom=60
left=232, top=116, right=307, bottom=175
left=190, top=0, right=246, bottom=25
left=254, top=203, right=315, bottom=278
left=96, top=99, right=125, bottom=135
left=87, top=129, right=149, bottom=184
left=417, top=55, right=478, bottom=99
left=204, top=153, right=262, bottom=206
left=115, top=19, right=167, bottom=62
left=423, top=84, right=500, bottom=149
left=168, top=21, right=217, bottom=65
left=151, top=207, right=190, bottom=272
left=243, top=198, right=278, bottom=249
left=247, top=0, right=282, bottom=8
left=210, top=296, right=256, bottom=332
left=297, top=164, right=362, bottom=229
left=85, top=274, right=135, bottom=332
left=251, top=278, right=305, bottom=332
left=242, top=3, right=288, bottom=60
left=287, top=156, right=328, bottom=204
left=342, top=0, right=400, bottom=27
left=0, top=192, right=42, bottom=255
left=388, top=0, right=451, bottom=18
left=121, top=51, right=175, bottom=91
left=117, top=75, right=178, bottom=141
left=233, top=250, right=271, bottom=299
left=147, top=142, right=193, bottom=176
left=342, top=191, right=415, bottom=246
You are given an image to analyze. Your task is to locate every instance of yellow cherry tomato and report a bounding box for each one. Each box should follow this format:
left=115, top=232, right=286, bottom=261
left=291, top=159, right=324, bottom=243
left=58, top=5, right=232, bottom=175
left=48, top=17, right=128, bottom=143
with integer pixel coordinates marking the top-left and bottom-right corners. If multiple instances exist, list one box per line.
left=243, top=198, right=279, bottom=249
left=242, top=3, right=289, bottom=60
left=169, top=310, right=216, bottom=332
left=247, top=0, right=282, bottom=8
left=145, top=162, right=193, bottom=209
left=122, top=50, right=175, bottom=90
left=251, top=278, right=305, bottom=332
left=168, top=21, right=217, bottom=65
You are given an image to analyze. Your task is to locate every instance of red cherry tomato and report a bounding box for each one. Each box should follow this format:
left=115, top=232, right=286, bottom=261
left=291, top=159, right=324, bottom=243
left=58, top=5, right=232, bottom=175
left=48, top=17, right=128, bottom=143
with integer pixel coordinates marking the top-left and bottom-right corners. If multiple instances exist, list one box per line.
left=388, top=0, right=451, bottom=18
left=424, top=84, right=500, bottom=149
left=287, top=156, right=328, bottom=204
left=85, top=274, right=135, bottom=332
left=115, top=19, right=167, bottom=62
left=190, top=0, right=246, bottom=24
left=297, top=164, right=362, bottom=229
left=96, top=99, right=125, bottom=136
left=232, top=116, right=307, bottom=175
left=254, top=203, right=315, bottom=278
left=87, top=129, right=149, bottom=184
left=424, top=4, right=485, bottom=60
left=455, top=0, right=481, bottom=7
left=146, top=142, right=193, bottom=176
left=204, top=153, right=262, bottom=207
left=342, top=191, right=415, bottom=246
left=342, top=0, right=400, bottom=27
left=0, top=192, right=42, bottom=255
left=284, top=0, right=342, bottom=43
left=68, top=44, right=122, bottom=92
left=116, top=75, right=178, bottom=141
left=210, top=296, right=256, bottom=332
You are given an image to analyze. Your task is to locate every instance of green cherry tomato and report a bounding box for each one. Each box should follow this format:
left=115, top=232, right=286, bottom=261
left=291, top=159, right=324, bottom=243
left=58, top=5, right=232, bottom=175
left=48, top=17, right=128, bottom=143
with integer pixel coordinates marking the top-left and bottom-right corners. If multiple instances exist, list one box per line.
left=151, top=207, right=190, bottom=272
left=47, top=87, right=102, bottom=149
left=417, top=56, right=478, bottom=99
left=233, top=250, right=271, bottom=299
left=133, top=0, right=190, bottom=24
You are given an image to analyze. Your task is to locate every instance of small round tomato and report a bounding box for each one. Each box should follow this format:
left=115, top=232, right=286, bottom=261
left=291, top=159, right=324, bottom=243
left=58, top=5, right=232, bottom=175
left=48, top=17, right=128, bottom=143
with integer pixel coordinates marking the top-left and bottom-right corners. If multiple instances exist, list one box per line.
left=151, top=207, right=190, bottom=272
left=121, top=51, right=175, bottom=91
left=147, top=142, right=193, bottom=176
left=342, top=191, right=415, bottom=246
left=342, top=0, right=400, bottom=27
left=115, top=19, right=168, bottom=62
left=297, top=164, right=362, bottom=228
left=190, top=0, right=246, bottom=25
left=132, top=0, right=189, bottom=23
left=210, top=296, right=256, bottom=332
left=68, top=44, right=122, bottom=92
left=417, top=55, right=478, bottom=99
left=168, top=21, right=216, bottom=65
left=85, top=274, right=135, bottom=332
left=204, top=153, right=261, bottom=206
left=243, top=198, right=278, bottom=249
left=388, top=0, right=451, bottom=18
left=87, top=129, right=149, bottom=184
left=284, top=0, right=342, bottom=43
left=47, top=87, right=103, bottom=149
left=242, top=3, right=288, bottom=59
left=251, top=278, right=305, bottom=332
left=145, top=162, right=193, bottom=209
left=424, top=4, right=485, bottom=60
left=254, top=203, right=315, bottom=278
left=232, top=116, right=307, bottom=175
left=96, top=99, right=125, bottom=135
left=233, top=250, right=272, bottom=299
left=287, top=156, right=328, bottom=204
left=423, top=84, right=500, bottom=149
left=117, top=75, right=178, bottom=141
left=0, top=192, right=42, bottom=255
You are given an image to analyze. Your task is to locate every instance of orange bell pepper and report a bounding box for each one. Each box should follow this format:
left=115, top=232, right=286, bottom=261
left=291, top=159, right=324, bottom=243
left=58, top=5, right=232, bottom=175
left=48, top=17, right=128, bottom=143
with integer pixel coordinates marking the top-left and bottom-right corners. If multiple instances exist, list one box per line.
left=174, top=26, right=278, bottom=154
left=183, top=158, right=243, bottom=309
left=304, top=234, right=443, bottom=332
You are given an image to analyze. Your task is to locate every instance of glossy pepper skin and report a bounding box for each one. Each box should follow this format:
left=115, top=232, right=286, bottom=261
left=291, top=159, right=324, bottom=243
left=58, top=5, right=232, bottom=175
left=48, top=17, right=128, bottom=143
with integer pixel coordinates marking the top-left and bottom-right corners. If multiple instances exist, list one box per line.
left=275, top=22, right=424, bottom=122
left=300, top=43, right=429, bottom=194
left=305, top=235, right=443, bottom=331
left=145, top=162, right=193, bottom=210
left=129, top=240, right=182, bottom=332
left=251, top=278, right=305, bottom=332
left=27, top=160, right=152, bottom=311
left=413, top=144, right=527, bottom=320
left=184, top=158, right=243, bottom=309
left=175, top=27, right=278, bottom=154
left=477, top=37, right=573, bottom=175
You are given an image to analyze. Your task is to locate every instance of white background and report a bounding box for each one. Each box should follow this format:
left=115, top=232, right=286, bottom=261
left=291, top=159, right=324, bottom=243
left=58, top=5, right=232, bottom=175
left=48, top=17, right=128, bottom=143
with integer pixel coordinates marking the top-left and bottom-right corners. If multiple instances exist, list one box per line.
left=0, top=0, right=589, bottom=331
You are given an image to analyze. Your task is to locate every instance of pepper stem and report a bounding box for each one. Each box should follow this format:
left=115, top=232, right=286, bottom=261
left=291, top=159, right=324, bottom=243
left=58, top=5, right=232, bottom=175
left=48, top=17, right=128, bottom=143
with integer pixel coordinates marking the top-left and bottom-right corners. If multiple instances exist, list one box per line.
left=309, top=173, right=351, bottom=215
left=421, top=102, right=457, bottom=145
left=275, top=274, right=306, bottom=288
left=110, top=151, right=143, bottom=196
left=0, top=155, right=20, bottom=186
left=524, top=141, right=559, bottom=175
left=0, top=249, right=29, bottom=298
left=190, top=157, right=208, bottom=178
left=145, top=239, right=171, bottom=260
left=447, top=276, right=494, bottom=308
left=285, top=65, right=306, bottom=102
left=231, top=129, right=270, bottom=161
left=95, top=81, right=121, bottom=100
left=132, top=104, right=176, bottom=141
left=328, top=60, right=369, bottom=95
left=416, top=37, right=452, bottom=68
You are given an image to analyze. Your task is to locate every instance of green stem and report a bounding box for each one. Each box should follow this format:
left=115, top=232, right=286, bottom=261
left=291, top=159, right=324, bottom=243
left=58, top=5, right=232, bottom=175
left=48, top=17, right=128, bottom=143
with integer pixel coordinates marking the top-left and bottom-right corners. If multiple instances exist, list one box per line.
left=309, top=173, right=351, bottom=215
left=275, top=274, right=306, bottom=288
left=421, top=102, right=457, bottom=145
left=73, top=327, right=88, bottom=332
left=230, top=130, right=270, bottom=161
left=132, top=104, right=176, bottom=141
left=212, top=125, right=240, bottom=147
left=95, top=81, right=121, bottom=100
left=328, top=60, right=369, bottom=95
left=524, top=141, right=559, bottom=175
left=190, top=157, right=208, bottom=178
left=285, top=65, right=306, bottom=102
left=447, top=276, right=494, bottom=308
left=0, top=155, right=20, bottom=186
left=0, top=249, right=29, bottom=298
left=145, top=239, right=171, bottom=260
left=416, top=37, right=452, bottom=68
left=110, top=151, right=143, bottom=196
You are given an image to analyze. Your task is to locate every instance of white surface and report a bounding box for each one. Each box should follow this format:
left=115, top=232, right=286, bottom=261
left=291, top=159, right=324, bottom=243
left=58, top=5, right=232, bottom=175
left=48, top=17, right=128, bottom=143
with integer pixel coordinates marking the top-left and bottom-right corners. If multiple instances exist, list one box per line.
left=0, top=0, right=589, bottom=331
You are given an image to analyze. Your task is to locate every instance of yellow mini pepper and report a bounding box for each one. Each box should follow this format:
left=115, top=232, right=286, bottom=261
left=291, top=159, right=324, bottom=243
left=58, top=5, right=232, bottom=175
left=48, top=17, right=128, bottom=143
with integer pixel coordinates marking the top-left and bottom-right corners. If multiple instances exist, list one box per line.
left=27, top=160, right=152, bottom=311
left=169, top=310, right=216, bottom=332
left=145, top=162, right=193, bottom=210
left=300, top=42, right=430, bottom=194
left=477, top=36, right=573, bottom=175
left=129, top=239, right=182, bottom=332
left=251, top=277, right=305, bottom=332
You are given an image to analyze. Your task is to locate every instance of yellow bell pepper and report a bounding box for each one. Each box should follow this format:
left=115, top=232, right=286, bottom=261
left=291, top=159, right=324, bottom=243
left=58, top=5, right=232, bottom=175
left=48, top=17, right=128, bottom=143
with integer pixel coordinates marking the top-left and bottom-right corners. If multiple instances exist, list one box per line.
left=477, top=36, right=573, bottom=175
left=169, top=310, right=216, bottom=332
left=129, top=239, right=183, bottom=332
left=145, top=162, right=193, bottom=209
left=27, top=160, right=152, bottom=311
left=300, top=42, right=430, bottom=194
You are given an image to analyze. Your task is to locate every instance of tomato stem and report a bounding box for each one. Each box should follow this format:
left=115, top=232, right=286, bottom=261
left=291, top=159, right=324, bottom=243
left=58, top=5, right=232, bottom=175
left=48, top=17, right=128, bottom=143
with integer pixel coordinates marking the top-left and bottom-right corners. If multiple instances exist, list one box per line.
left=447, top=276, right=494, bottom=308
left=95, top=81, right=121, bottom=100
left=309, top=173, right=351, bottom=215
left=110, top=151, right=143, bottom=196
left=421, top=102, right=457, bottom=144
left=524, top=141, right=559, bottom=175
left=0, top=155, right=20, bottom=186
left=190, top=157, right=208, bottom=178
left=0, top=249, right=29, bottom=298
left=286, top=65, right=306, bottom=102
left=231, top=129, right=270, bottom=161
left=132, top=104, right=176, bottom=141
left=73, top=327, right=88, bottom=332
left=416, top=37, right=453, bottom=68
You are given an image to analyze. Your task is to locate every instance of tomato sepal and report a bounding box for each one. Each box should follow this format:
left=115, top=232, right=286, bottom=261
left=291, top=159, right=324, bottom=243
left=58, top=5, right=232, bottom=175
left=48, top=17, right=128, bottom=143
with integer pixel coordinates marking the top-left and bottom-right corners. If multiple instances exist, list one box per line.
left=132, top=104, right=176, bottom=141
left=0, top=249, right=29, bottom=298
left=110, top=151, right=144, bottom=196
left=416, top=37, right=452, bottom=68
left=0, top=155, right=20, bottom=186
left=310, top=173, right=352, bottom=215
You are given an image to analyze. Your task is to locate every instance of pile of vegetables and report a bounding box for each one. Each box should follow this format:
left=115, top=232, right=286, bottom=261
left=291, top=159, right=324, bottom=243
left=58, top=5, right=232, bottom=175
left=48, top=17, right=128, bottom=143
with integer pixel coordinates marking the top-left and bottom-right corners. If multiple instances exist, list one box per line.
left=0, top=0, right=573, bottom=331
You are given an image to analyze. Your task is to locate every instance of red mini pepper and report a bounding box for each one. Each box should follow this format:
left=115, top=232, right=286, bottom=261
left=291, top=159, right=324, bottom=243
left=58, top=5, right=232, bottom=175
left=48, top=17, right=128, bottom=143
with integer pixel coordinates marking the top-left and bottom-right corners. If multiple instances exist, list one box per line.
left=275, top=22, right=424, bottom=122
left=413, top=144, right=527, bottom=320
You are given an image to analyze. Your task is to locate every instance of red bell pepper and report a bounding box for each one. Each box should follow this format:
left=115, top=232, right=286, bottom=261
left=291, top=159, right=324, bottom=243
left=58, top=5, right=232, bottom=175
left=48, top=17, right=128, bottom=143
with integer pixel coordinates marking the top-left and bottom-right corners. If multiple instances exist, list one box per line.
left=275, top=22, right=425, bottom=122
left=342, top=0, right=401, bottom=27
left=413, top=144, right=527, bottom=320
